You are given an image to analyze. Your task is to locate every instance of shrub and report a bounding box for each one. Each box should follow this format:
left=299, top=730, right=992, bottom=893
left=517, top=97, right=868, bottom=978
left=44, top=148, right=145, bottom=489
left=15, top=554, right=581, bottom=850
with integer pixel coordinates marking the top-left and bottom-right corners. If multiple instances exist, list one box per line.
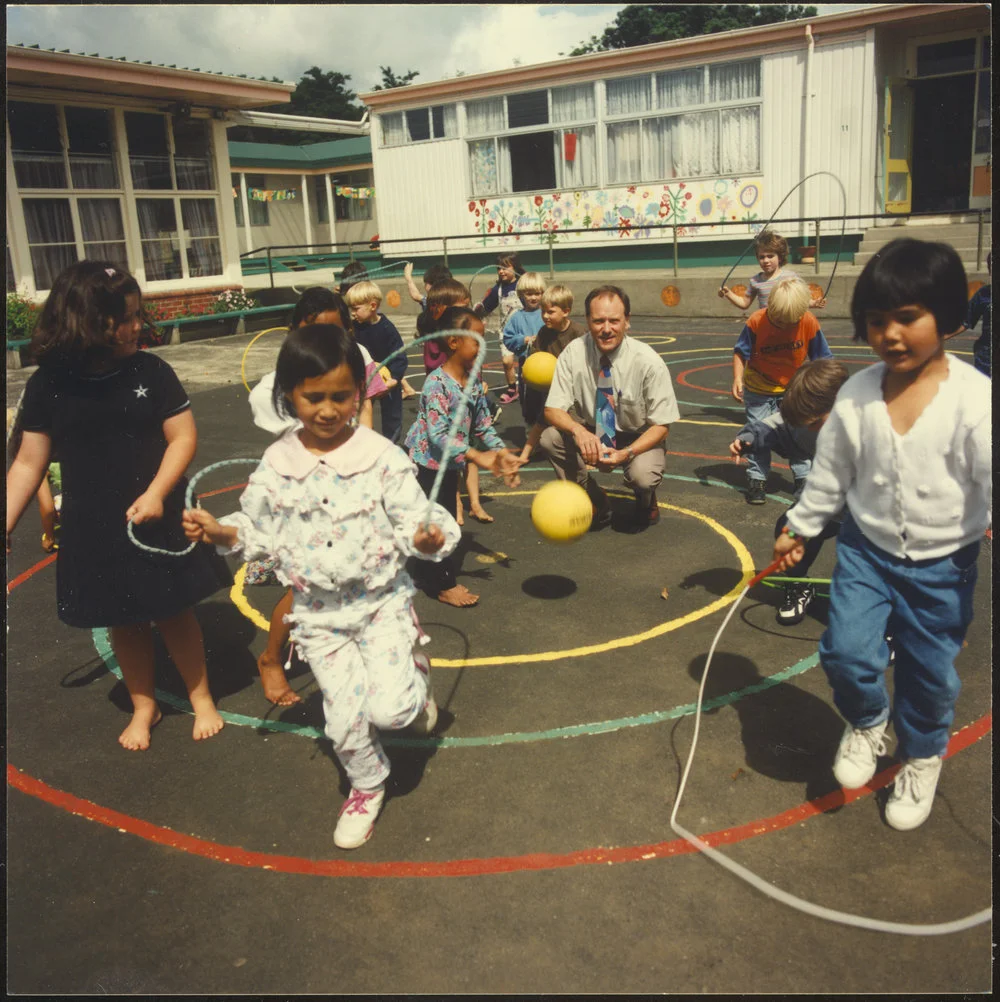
left=212, top=288, right=257, bottom=314
left=6, top=288, right=41, bottom=342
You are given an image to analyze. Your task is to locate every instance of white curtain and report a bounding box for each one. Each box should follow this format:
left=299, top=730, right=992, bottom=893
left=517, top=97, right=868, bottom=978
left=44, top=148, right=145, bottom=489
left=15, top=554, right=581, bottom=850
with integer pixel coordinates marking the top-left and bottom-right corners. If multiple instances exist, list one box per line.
left=380, top=112, right=406, bottom=147
left=69, top=155, right=118, bottom=189
left=23, top=199, right=76, bottom=290
left=78, top=198, right=127, bottom=265
left=719, top=106, right=760, bottom=174
left=496, top=137, right=513, bottom=193
left=137, top=199, right=181, bottom=280
left=606, top=121, right=642, bottom=184
left=552, top=83, right=595, bottom=123
left=710, top=60, right=760, bottom=102
left=558, top=126, right=596, bottom=189
left=656, top=68, right=704, bottom=110
left=644, top=112, right=718, bottom=179
left=438, top=104, right=458, bottom=138
left=466, top=97, right=505, bottom=136
left=182, top=199, right=222, bottom=278
left=606, top=75, right=651, bottom=116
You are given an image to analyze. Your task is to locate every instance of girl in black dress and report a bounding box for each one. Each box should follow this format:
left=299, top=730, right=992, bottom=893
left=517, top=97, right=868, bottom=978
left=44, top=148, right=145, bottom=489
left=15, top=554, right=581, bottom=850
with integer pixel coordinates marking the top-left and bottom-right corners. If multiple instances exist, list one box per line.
left=6, top=261, right=230, bottom=751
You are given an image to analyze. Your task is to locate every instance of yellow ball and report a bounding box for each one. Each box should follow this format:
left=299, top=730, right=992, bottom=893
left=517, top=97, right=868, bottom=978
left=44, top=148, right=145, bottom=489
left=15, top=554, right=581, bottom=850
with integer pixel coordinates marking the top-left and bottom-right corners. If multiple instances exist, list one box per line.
left=379, top=366, right=391, bottom=383
left=522, top=351, right=558, bottom=389
left=531, top=480, right=593, bottom=543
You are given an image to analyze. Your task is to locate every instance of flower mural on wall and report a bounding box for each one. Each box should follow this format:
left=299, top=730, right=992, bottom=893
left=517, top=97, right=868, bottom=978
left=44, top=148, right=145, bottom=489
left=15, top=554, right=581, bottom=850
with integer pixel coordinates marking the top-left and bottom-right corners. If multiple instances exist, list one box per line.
left=467, top=180, right=764, bottom=246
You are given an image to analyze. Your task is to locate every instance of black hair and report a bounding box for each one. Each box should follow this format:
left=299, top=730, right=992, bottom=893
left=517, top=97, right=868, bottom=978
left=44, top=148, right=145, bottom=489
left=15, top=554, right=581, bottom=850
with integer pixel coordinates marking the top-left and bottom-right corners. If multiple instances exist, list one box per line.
left=272, top=324, right=366, bottom=419
left=337, top=261, right=369, bottom=296
left=584, top=284, right=631, bottom=319
left=496, top=252, right=524, bottom=275
left=289, top=286, right=350, bottom=330
left=416, top=278, right=471, bottom=336
left=423, top=264, right=452, bottom=287
left=850, top=238, right=968, bottom=343
left=31, top=260, right=142, bottom=371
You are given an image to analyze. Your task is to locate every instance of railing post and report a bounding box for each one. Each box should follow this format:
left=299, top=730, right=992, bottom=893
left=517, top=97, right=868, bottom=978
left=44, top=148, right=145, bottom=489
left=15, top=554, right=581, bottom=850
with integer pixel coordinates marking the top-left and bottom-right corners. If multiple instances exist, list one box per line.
left=548, top=236, right=555, bottom=280
left=814, top=219, right=821, bottom=275
left=348, top=242, right=355, bottom=263
left=976, top=212, right=984, bottom=270
left=673, top=223, right=679, bottom=277
left=267, top=247, right=274, bottom=289
left=442, top=236, right=448, bottom=268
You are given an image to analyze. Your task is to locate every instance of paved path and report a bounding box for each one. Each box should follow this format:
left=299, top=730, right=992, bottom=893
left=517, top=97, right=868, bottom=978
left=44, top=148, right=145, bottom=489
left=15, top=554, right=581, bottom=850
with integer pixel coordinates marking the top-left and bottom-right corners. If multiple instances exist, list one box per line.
left=5, top=320, right=991, bottom=994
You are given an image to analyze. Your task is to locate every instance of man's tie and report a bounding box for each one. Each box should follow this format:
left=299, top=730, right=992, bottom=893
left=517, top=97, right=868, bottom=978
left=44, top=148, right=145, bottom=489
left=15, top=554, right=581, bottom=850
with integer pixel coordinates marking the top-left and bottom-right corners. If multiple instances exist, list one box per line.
left=596, top=354, right=616, bottom=452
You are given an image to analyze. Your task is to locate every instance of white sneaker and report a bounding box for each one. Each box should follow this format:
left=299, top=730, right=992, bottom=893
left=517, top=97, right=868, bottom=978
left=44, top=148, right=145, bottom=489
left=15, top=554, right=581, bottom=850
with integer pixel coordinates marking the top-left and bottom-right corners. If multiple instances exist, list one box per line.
left=334, top=786, right=385, bottom=849
left=833, top=720, right=889, bottom=789
left=409, top=652, right=438, bottom=734
left=885, top=756, right=943, bottom=831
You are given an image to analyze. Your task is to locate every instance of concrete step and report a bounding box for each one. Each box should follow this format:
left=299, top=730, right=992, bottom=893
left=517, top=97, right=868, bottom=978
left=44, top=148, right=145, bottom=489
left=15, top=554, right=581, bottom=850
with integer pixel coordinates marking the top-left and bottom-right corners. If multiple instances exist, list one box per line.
left=854, top=249, right=987, bottom=267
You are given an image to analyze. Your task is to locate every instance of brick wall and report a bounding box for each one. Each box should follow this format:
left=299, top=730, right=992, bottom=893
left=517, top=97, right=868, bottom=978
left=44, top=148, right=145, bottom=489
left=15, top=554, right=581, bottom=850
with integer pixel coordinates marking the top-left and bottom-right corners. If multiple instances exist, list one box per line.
left=144, top=286, right=243, bottom=320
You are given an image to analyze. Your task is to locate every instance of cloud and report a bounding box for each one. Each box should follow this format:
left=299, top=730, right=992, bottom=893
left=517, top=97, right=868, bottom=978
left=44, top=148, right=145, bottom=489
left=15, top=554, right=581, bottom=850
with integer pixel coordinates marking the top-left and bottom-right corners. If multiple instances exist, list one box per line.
left=7, top=4, right=628, bottom=94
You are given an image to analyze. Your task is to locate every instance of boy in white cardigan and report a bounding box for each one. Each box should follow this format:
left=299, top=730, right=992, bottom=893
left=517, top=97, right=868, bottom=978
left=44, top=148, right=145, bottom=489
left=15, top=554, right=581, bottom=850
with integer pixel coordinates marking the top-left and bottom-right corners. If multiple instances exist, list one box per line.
left=772, top=239, right=991, bottom=831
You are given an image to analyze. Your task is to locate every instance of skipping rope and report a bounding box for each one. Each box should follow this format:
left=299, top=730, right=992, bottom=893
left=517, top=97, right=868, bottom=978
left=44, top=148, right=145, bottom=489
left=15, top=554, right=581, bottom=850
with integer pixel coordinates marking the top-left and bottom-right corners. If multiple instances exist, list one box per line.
left=128, top=329, right=488, bottom=557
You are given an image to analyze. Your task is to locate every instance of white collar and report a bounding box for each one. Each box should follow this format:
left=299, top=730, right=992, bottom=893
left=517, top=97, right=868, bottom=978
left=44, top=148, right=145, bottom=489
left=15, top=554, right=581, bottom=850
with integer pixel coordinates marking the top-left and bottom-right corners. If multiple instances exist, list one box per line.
left=264, top=425, right=392, bottom=479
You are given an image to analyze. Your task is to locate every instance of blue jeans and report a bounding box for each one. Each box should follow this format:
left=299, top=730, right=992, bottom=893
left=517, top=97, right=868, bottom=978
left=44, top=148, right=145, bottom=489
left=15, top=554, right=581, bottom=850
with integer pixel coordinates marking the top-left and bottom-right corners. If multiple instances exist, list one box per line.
left=819, top=514, right=980, bottom=759
left=742, top=388, right=811, bottom=484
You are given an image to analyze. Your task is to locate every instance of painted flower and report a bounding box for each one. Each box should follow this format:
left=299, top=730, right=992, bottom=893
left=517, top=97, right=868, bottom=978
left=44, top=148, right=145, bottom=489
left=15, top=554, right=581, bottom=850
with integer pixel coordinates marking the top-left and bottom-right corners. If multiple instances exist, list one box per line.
left=488, top=220, right=495, bottom=230
left=699, top=197, right=713, bottom=216
left=739, top=184, right=759, bottom=209
left=642, top=191, right=650, bottom=199
left=468, top=201, right=476, bottom=211
left=553, top=192, right=562, bottom=201
left=714, top=180, right=730, bottom=197
left=678, top=183, right=686, bottom=190
left=618, top=216, right=633, bottom=237
left=475, top=209, right=480, bottom=217
left=534, top=195, right=544, bottom=206
left=685, top=192, right=692, bottom=200
left=645, top=202, right=659, bottom=218
left=479, top=199, right=487, bottom=207
left=627, top=185, right=637, bottom=194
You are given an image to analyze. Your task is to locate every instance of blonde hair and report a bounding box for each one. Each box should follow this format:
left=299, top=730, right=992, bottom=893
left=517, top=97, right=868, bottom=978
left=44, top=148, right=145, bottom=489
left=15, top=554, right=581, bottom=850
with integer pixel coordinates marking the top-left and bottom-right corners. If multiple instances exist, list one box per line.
left=541, top=284, right=573, bottom=311
left=766, top=276, right=810, bottom=326
left=343, top=280, right=382, bottom=307
left=516, top=271, right=546, bottom=296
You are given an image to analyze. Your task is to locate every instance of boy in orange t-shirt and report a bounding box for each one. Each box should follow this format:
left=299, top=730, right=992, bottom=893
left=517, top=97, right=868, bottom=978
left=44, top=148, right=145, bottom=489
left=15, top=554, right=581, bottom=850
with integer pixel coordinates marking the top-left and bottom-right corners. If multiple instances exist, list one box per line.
left=731, top=276, right=833, bottom=504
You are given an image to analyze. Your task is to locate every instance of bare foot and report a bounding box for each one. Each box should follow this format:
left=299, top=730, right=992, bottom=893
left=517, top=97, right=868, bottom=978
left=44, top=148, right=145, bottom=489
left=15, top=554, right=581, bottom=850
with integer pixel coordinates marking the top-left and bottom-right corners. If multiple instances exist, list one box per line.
left=192, top=707, right=225, bottom=741
left=469, top=506, right=494, bottom=524
left=257, top=653, right=303, bottom=706
left=119, top=706, right=162, bottom=751
left=456, top=500, right=465, bottom=527
left=438, top=584, right=479, bottom=607
left=401, top=380, right=417, bottom=399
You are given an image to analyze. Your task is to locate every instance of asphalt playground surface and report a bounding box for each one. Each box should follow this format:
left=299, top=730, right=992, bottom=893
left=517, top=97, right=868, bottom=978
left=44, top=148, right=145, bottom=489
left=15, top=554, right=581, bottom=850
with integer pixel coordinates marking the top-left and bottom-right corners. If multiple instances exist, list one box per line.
left=5, top=316, right=992, bottom=995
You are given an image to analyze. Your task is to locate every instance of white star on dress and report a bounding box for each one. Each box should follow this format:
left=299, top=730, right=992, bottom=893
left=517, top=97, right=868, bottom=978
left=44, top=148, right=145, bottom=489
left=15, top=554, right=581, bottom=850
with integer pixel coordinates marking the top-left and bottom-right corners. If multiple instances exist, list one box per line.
left=133, top=384, right=149, bottom=398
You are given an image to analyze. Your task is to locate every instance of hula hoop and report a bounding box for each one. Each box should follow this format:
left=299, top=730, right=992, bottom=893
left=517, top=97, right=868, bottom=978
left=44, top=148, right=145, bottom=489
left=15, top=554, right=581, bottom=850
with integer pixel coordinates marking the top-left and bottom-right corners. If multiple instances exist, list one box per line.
left=130, top=329, right=489, bottom=557
left=720, top=171, right=848, bottom=301
left=670, top=557, right=992, bottom=936
left=240, top=326, right=290, bottom=393
left=468, top=264, right=499, bottom=305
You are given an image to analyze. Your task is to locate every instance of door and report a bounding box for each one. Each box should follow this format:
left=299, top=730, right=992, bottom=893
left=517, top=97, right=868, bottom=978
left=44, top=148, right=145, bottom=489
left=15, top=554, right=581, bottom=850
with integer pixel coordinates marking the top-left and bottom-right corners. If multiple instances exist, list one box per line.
left=884, top=78, right=913, bottom=214
left=970, top=48, right=991, bottom=209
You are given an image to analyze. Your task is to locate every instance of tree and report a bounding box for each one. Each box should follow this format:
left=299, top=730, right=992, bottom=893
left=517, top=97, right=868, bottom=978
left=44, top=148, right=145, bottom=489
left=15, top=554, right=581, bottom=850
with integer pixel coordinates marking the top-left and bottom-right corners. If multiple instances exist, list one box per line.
left=567, top=4, right=818, bottom=56
left=372, top=66, right=420, bottom=91
left=228, top=66, right=365, bottom=144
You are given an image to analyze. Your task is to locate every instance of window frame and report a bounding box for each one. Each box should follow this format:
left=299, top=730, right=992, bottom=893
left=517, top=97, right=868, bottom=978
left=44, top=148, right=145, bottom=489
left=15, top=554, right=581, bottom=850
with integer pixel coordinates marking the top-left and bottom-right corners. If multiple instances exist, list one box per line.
left=136, top=194, right=224, bottom=283
left=379, top=103, right=458, bottom=148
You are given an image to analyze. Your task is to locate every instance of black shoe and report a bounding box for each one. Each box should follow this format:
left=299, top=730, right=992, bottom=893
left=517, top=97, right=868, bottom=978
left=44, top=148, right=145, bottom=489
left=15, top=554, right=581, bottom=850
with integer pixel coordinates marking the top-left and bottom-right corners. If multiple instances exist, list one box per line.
left=590, top=504, right=612, bottom=531
left=746, top=480, right=767, bottom=505
left=793, top=477, right=808, bottom=501
left=633, top=491, right=660, bottom=529
left=776, top=584, right=815, bottom=625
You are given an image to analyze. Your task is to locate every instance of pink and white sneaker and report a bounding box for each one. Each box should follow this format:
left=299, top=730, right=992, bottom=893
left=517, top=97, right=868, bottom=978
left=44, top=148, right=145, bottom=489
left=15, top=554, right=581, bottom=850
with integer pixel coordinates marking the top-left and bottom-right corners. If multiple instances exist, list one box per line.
left=334, top=786, right=385, bottom=849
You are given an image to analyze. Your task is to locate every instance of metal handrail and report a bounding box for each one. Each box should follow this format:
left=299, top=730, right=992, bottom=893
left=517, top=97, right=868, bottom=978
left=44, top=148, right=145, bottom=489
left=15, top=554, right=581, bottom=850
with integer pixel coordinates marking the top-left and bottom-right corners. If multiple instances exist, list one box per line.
left=239, top=206, right=992, bottom=283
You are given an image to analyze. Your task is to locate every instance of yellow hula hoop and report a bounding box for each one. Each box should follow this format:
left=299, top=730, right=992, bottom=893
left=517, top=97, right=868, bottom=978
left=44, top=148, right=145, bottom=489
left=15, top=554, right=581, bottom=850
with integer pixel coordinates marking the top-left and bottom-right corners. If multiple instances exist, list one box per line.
left=240, top=326, right=289, bottom=393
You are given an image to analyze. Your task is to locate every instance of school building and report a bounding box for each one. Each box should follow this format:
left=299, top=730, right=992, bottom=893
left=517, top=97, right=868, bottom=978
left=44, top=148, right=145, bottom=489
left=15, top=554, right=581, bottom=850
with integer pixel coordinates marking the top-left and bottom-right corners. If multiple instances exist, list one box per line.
left=358, top=3, right=991, bottom=276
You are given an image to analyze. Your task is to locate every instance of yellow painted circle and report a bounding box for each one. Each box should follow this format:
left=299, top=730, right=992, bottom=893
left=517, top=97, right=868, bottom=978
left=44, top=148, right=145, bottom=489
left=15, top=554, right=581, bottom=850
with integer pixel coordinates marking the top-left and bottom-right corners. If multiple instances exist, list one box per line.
left=640, top=335, right=677, bottom=346
left=229, top=490, right=755, bottom=667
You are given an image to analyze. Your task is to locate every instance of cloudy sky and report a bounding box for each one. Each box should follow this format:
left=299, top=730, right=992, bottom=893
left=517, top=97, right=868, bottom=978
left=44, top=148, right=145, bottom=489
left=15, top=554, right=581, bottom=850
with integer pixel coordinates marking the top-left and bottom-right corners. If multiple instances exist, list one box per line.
left=8, top=4, right=877, bottom=95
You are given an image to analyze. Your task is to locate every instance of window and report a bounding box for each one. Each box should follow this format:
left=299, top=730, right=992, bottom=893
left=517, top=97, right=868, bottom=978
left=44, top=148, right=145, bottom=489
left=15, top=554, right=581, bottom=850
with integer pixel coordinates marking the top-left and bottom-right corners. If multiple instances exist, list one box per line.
left=78, top=198, right=128, bottom=265
left=466, top=83, right=598, bottom=196
left=233, top=174, right=269, bottom=226
left=975, top=70, right=991, bottom=154
left=65, top=107, right=118, bottom=189
left=916, top=38, right=977, bottom=76
left=137, top=197, right=222, bottom=281
left=23, top=199, right=76, bottom=290
left=182, top=200, right=222, bottom=278
left=604, top=58, right=760, bottom=183
left=8, top=102, right=66, bottom=188
left=126, top=112, right=215, bottom=190
left=137, top=198, right=180, bottom=280
left=380, top=104, right=457, bottom=147
left=335, top=170, right=373, bottom=221
left=173, top=119, right=214, bottom=190
left=313, top=176, right=329, bottom=223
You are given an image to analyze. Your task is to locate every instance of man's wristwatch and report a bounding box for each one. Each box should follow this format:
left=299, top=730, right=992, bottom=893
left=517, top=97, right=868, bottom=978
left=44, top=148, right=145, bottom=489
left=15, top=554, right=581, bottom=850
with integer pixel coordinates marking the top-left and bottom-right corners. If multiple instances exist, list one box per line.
left=625, top=446, right=635, bottom=461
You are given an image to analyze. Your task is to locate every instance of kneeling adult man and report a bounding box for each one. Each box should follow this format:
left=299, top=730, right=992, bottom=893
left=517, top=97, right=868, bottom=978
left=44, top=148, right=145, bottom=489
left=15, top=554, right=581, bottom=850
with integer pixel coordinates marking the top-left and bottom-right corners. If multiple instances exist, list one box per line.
left=540, top=285, right=679, bottom=529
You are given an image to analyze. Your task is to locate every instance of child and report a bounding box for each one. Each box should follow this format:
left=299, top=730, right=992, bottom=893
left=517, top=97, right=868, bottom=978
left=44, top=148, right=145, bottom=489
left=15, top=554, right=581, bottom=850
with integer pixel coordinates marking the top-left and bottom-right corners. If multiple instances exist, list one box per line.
left=404, top=261, right=453, bottom=309
left=183, top=325, right=460, bottom=850
left=729, top=359, right=849, bottom=623
left=731, top=275, right=833, bottom=503
left=502, top=271, right=546, bottom=407
left=964, top=251, right=991, bottom=377
left=518, top=284, right=586, bottom=463
left=719, top=230, right=825, bottom=312
left=772, top=238, right=990, bottom=831
left=247, top=287, right=389, bottom=707
left=474, top=252, right=525, bottom=404
left=343, top=280, right=407, bottom=444
left=337, top=260, right=368, bottom=297
left=405, top=306, right=524, bottom=608
left=418, top=279, right=497, bottom=525
left=5, top=261, right=229, bottom=751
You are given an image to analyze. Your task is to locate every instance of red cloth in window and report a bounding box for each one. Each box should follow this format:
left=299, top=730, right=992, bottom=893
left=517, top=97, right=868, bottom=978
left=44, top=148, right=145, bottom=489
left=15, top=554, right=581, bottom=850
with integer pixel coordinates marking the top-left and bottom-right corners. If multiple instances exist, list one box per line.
left=564, top=133, right=577, bottom=162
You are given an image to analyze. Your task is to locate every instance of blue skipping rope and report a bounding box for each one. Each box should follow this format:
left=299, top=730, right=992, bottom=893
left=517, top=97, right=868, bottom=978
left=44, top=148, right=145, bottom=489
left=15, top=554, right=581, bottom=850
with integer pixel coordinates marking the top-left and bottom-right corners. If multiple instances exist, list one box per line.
left=127, top=330, right=488, bottom=557
left=720, top=170, right=848, bottom=302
